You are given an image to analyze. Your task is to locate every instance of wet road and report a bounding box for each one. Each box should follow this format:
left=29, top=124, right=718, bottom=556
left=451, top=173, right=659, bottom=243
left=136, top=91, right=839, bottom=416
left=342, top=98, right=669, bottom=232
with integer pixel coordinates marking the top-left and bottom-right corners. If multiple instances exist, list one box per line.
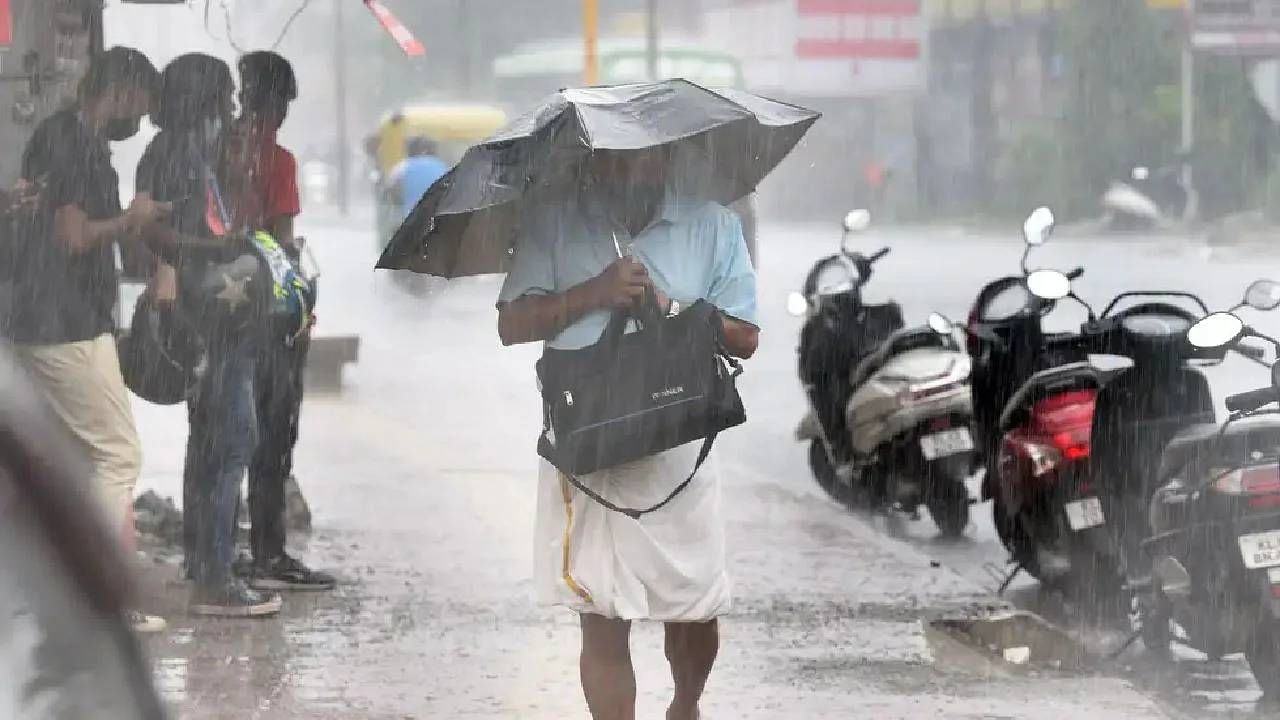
left=131, top=213, right=1279, bottom=718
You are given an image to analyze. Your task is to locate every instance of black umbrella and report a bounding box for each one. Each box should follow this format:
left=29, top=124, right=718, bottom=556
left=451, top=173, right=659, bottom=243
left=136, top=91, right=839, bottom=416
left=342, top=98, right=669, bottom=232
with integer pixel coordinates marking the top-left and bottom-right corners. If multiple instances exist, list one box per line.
left=375, top=79, right=820, bottom=278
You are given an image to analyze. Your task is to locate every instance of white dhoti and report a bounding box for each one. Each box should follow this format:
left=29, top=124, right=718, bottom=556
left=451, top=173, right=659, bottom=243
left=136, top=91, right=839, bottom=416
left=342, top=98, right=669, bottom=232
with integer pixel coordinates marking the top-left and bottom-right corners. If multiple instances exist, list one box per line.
left=534, top=442, right=731, bottom=622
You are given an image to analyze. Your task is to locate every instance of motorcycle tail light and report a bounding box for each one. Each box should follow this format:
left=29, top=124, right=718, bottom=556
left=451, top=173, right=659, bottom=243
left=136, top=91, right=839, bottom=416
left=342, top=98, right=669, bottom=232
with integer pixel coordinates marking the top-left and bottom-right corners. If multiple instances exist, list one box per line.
left=904, top=379, right=964, bottom=403
left=1052, top=428, right=1091, bottom=461
left=1003, top=433, right=1063, bottom=479
left=1213, top=466, right=1280, bottom=504
left=1023, top=441, right=1063, bottom=478
left=1032, top=390, right=1095, bottom=461
left=894, top=356, right=972, bottom=404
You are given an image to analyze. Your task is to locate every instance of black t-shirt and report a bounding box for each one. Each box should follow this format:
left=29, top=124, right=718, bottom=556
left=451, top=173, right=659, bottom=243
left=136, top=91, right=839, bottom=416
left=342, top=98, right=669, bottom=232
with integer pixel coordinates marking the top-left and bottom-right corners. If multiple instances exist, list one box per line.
left=136, top=130, right=210, bottom=242
left=8, top=110, right=122, bottom=344
left=137, top=130, right=261, bottom=352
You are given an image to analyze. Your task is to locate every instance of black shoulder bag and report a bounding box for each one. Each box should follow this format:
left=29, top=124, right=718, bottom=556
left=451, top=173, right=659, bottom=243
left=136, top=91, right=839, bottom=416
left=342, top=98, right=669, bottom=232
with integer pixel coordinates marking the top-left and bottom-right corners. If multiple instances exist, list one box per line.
left=535, top=299, right=746, bottom=519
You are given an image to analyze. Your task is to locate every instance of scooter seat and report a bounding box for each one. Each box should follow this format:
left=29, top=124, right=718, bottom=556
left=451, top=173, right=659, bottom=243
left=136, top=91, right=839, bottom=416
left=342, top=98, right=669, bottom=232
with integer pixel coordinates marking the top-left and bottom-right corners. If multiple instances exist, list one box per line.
left=1160, top=418, right=1280, bottom=481
left=850, top=326, right=952, bottom=390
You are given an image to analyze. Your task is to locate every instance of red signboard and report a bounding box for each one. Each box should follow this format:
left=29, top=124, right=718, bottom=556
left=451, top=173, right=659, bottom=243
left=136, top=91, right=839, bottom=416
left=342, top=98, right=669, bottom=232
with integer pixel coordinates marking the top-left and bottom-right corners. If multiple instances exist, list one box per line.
left=0, top=0, right=12, bottom=48
left=795, top=0, right=922, bottom=60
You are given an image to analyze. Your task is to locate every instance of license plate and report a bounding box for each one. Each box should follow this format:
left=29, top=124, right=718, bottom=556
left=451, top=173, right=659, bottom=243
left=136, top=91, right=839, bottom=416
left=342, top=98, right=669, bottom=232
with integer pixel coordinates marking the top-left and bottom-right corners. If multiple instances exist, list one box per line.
left=920, top=428, right=974, bottom=460
left=1239, top=531, right=1280, bottom=569
left=1065, top=497, right=1105, bottom=531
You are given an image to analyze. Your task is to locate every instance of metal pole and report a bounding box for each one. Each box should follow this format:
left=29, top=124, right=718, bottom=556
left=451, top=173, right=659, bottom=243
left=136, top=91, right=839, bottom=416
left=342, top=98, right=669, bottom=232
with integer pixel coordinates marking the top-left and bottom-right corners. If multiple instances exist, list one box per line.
left=584, top=0, right=599, bottom=85
left=334, top=0, right=350, bottom=215
left=458, top=0, right=472, bottom=96
left=1180, top=44, right=1196, bottom=220
left=646, top=0, right=660, bottom=81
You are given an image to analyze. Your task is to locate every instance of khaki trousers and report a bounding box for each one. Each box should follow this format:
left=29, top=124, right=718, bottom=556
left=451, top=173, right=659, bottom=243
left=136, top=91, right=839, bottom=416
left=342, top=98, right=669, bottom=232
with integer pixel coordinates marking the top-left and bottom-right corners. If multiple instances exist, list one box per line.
left=14, top=334, right=143, bottom=531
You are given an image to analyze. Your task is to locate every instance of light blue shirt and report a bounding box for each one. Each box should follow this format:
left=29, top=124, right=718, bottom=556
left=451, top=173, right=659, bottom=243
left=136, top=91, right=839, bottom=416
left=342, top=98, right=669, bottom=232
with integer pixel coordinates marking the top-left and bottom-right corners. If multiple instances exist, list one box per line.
left=394, top=155, right=449, bottom=218
left=498, top=192, right=759, bottom=350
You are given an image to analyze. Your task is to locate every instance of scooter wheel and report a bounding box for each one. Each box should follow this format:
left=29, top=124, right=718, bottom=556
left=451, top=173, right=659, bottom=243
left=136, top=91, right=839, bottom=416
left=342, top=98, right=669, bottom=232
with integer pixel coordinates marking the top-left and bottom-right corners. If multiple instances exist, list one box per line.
left=1246, top=617, right=1280, bottom=699
left=1139, top=589, right=1172, bottom=658
left=926, top=483, right=970, bottom=538
left=808, top=440, right=842, bottom=501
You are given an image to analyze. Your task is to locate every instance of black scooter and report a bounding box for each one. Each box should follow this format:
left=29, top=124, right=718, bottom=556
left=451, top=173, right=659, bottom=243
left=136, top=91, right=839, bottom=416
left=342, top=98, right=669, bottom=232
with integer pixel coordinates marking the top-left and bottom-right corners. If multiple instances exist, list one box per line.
left=1139, top=281, right=1280, bottom=695
left=1021, top=267, right=1221, bottom=609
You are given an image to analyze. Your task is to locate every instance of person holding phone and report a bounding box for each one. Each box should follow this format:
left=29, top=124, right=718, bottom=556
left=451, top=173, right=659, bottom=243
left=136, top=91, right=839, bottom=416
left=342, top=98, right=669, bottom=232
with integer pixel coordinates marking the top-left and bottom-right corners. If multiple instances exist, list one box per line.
left=136, top=53, right=283, bottom=618
left=8, top=47, right=169, bottom=634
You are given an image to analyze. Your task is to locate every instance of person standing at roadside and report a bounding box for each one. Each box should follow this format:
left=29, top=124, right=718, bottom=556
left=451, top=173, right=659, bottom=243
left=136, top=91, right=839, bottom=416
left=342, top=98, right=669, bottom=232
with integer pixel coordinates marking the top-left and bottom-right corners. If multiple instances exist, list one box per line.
left=496, top=148, right=759, bottom=720
left=8, top=46, right=169, bottom=634
left=135, top=53, right=281, bottom=618
left=224, top=50, right=334, bottom=591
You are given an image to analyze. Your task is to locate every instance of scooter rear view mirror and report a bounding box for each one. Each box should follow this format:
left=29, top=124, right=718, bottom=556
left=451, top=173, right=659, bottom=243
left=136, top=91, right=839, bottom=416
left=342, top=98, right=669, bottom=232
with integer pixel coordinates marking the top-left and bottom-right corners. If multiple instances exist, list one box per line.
left=1244, top=279, right=1280, bottom=311
left=787, top=291, right=809, bottom=317
left=1025, top=269, right=1071, bottom=301
left=928, top=312, right=954, bottom=336
left=842, top=209, right=872, bottom=234
left=1022, top=206, right=1055, bottom=246
left=1186, top=312, right=1245, bottom=350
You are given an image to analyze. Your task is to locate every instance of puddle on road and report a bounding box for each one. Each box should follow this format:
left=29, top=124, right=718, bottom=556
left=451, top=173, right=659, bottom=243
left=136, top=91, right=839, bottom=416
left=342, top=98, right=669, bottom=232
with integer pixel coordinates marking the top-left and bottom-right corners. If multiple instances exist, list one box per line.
left=928, top=608, right=1093, bottom=674
left=929, top=603, right=1280, bottom=717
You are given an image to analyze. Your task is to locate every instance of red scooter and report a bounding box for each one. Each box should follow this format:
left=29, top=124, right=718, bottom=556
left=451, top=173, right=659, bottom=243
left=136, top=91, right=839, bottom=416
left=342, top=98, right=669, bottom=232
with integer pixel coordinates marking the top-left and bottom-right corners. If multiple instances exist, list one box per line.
left=966, top=208, right=1114, bottom=593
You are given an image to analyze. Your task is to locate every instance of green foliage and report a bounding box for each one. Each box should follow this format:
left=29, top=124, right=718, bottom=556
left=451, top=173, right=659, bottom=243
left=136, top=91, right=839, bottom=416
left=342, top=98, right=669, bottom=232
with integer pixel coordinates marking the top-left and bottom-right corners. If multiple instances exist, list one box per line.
left=1192, top=56, right=1276, bottom=219
left=1056, top=0, right=1178, bottom=217
left=1019, top=0, right=1278, bottom=220
left=992, top=122, right=1070, bottom=217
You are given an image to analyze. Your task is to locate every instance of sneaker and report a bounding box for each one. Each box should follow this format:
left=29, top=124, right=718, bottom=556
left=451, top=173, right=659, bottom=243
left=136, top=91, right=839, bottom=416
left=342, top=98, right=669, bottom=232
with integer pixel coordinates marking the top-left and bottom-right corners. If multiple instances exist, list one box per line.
left=128, top=610, right=168, bottom=634
left=251, top=554, right=336, bottom=592
left=190, top=579, right=283, bottom=618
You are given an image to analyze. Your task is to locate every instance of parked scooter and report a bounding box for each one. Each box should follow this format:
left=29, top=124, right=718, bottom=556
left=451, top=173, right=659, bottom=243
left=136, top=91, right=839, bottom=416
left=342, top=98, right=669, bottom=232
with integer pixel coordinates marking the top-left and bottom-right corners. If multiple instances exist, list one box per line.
left=1102, top=163, right=1193, bottom=232
left=1021, top=266, right=1219, bottom=608
left=792, top=210, right=976, bottom=536
left=1138, top=282, right=1280, bottom=691
left=967, top=208, right=1113, bottom=590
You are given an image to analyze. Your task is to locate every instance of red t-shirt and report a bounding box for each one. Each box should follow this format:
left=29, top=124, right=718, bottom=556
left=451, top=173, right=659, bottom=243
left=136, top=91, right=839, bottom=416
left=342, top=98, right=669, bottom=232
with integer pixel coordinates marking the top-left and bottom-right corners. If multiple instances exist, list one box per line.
left=225, top=127, right=300, bottom=232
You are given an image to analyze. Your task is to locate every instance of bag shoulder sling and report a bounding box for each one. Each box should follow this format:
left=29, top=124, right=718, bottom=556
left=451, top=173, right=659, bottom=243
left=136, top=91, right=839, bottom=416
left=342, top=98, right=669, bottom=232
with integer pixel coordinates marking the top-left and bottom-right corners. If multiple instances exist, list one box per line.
left=535, top=299, right=746, bottom=519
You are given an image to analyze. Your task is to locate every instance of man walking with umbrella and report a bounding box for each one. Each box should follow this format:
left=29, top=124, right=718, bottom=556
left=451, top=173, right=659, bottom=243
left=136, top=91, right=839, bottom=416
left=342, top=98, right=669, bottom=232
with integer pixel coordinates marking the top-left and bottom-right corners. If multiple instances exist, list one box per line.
left=377, top=81, right=817, bottom=719
left=499, top=145, right=758, bottom=720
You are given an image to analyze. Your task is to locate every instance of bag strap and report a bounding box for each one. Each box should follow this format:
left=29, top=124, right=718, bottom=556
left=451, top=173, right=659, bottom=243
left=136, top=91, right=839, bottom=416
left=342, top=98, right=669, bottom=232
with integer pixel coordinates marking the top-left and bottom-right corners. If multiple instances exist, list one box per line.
left=556, top=433, right=718, bottom=520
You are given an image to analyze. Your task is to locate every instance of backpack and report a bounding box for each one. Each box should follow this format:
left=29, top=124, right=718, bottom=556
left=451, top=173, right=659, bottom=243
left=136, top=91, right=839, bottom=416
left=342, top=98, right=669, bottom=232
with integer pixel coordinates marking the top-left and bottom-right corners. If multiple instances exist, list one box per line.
left=246, top=230, right=315, bottom=341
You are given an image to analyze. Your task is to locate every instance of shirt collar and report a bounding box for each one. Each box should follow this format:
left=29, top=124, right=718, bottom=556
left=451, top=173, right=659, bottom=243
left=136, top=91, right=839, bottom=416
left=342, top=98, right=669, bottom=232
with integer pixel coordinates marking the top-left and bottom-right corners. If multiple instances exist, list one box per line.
left=579, top=181, right=695, bottom=230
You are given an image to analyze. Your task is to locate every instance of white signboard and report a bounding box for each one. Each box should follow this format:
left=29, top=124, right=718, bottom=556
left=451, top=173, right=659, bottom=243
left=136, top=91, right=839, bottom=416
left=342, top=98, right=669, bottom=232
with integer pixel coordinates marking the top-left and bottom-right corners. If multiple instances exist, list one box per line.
left=1191, top=0, right=1280, bottom=55
left=705, top=0, right=926, bottom=98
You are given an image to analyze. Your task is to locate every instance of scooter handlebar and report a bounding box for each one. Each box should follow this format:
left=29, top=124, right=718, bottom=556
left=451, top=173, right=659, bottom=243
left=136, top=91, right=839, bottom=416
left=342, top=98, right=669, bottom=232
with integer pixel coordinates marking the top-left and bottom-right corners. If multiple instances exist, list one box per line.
left=869, top=248, right=891, bottom=263
left=1226, top=387, right=1277, bottom=413
left=1235, top=342, right=1268, bottom=361
left=1067, top=267, right=1085, bottom=280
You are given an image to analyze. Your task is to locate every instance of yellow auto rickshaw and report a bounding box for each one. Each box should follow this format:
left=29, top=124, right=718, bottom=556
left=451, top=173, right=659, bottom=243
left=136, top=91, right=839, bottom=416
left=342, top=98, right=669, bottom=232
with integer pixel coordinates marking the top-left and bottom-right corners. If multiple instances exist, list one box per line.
left=367, top=104, right=508, bottom=252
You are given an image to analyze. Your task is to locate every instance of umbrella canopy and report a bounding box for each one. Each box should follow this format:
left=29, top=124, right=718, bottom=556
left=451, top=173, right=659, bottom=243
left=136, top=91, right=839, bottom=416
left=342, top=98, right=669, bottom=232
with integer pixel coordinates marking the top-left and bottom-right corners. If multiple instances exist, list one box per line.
left=375, top=79, right=820, bottom=278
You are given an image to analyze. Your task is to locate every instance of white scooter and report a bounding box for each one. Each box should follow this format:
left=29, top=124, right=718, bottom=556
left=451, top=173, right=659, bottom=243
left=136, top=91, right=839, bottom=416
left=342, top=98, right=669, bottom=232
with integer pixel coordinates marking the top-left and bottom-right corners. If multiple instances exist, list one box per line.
left=1102, top=164, right=1195, bottom=231
left=791, top=210, right=976, bottom=536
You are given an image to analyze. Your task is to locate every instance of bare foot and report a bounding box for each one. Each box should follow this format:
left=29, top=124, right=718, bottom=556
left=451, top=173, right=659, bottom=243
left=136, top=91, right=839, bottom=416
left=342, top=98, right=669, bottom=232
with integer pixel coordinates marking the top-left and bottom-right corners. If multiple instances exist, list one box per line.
left=666, top=707, right=699, bottom=720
